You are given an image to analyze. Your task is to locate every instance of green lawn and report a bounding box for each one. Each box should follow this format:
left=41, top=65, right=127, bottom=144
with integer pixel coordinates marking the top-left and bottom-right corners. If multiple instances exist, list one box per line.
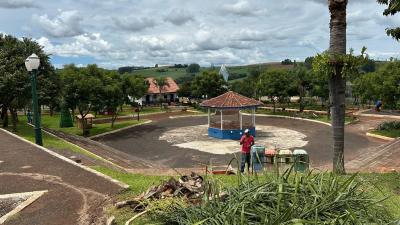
left=94, top=107, right=165, bottom=119
left=371, top=129, right=400, bottom=138
left=40, top=114, right=147, bottom=137
left=254, top=108, right=356, bottom=124
left=3, top=118, right=103, bottom=161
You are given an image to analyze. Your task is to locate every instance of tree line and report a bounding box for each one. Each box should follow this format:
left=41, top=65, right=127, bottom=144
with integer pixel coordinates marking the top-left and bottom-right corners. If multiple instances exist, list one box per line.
left=0, top=34, right=148, bottom=133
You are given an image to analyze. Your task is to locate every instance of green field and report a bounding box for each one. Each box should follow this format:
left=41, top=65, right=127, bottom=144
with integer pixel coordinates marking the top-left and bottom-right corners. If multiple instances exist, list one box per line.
left=128, top=63, right=294, bottom=81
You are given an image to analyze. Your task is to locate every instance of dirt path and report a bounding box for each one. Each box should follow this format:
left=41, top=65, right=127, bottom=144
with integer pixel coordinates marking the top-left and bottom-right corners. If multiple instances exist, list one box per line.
left=0, top=129, right=124, bottom=225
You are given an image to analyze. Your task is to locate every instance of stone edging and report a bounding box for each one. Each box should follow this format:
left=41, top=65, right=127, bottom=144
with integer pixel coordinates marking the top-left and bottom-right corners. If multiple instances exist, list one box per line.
left=89, top=120, right=152, bottom=139
left=0, top=128, right=129, bottom=189
left=366, top=131, right=396, bottom=141
left=0, top=190, right=48, bottom=224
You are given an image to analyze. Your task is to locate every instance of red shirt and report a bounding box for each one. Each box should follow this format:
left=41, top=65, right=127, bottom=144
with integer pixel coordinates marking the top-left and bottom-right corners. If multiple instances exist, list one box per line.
left=240, top=135, right=254, bottom=153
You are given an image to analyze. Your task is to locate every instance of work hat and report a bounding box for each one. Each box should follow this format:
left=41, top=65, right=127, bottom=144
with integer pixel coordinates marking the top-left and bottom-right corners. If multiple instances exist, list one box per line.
left=244, top=129, right=249, bottom=134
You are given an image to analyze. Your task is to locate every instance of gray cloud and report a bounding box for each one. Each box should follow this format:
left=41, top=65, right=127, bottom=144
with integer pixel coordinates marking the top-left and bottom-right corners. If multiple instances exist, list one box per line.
left=0, top=0, right=37, bottom=8
left=164, top=8, right=194, bottom=26
left=112, top=16, right=156, bottom=32
left=33, top=10, right=84, bottom=38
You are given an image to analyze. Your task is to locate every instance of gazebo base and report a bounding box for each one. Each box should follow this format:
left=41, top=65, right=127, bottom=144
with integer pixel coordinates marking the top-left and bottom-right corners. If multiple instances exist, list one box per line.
left=208, top=127, right=256, bottom=140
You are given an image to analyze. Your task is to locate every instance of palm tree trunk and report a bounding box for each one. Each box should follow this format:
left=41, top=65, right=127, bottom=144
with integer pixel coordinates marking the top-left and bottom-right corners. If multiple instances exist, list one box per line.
left=329, top=0, right=347, bottom=174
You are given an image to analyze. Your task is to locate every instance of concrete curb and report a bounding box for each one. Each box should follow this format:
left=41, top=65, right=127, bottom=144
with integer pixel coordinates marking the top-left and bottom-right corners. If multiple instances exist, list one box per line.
left=0, top=128, right=129, bottom=189
left=0, top=190, right=48, bottom=224
left=169, top=114, right=207, bottom=119
left=241, top=113, right=332, bottom=127
left=358, top=113, right=400, bottom=120
left=366, top=131, right=396, bottom=141
left=89, top=120, right=152, bottom=139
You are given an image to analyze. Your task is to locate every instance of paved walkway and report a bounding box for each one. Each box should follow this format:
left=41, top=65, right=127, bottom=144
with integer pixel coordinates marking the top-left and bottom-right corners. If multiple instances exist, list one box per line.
left=0, top=129, right=124, bottom=225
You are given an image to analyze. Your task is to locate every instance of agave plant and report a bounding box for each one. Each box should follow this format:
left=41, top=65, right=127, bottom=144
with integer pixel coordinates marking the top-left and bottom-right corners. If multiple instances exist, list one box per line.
left=157, top=171, right=396, bottom=225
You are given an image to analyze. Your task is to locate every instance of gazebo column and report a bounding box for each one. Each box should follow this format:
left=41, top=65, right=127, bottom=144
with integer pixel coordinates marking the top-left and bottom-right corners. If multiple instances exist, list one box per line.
left=220, top=109, right=223, bottom=130
left=208, top=108, right=211, bottom=127
left=252, top=108, right=256, bottom=127
left=240, top=111, right=243, bottom=130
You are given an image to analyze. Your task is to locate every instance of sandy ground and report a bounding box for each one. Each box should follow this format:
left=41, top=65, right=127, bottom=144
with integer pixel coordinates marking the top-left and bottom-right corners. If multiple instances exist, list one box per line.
left=159, top=125, right=308, bottom=154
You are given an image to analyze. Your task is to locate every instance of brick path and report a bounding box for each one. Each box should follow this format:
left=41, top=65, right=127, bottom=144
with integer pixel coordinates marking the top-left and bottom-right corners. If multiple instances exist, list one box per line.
left=0, top=129, right=124, bottom=225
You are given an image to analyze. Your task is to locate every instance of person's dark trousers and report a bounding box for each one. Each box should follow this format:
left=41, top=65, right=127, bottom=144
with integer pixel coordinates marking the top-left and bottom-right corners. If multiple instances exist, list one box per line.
left=240, top=152, right=251, bottom=173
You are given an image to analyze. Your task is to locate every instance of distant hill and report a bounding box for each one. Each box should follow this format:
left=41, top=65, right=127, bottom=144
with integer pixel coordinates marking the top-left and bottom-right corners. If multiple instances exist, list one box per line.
left=124, top=62, right=295, bottom=82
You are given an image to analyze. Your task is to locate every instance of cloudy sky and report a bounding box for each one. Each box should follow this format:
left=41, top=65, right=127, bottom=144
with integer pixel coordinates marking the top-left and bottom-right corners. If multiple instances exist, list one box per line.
left=1, top=0, right=399, bottom=68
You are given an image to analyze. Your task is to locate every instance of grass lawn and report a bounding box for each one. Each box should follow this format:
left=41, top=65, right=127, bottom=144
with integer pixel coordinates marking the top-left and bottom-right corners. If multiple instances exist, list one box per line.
left=40, top=114, right=147, bottom=137
left=254, top=109, right=356, bottom=124
left=93, top=165, right=400, bottom=224
left=3, top=118, right=103, bottom=161
left=371, top=129, right=400, bottom=138
left=94, top=106, right=166, bottom=119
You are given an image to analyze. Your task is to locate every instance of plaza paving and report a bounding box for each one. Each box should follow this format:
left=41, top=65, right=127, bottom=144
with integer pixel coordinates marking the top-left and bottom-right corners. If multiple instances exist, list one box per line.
left=94, top=115, right=385, bottom=169
left=0, top=129, right=124, bottom=225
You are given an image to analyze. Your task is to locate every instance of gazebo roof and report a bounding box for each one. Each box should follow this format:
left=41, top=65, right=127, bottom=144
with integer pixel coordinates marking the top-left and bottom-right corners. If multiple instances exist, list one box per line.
left=200, top=91, right=262, bottom=109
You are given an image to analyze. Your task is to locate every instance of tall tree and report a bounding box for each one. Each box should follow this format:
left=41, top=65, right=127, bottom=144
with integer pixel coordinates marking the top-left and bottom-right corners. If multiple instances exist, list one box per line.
left=153, top=77, right=169, bottom=109
left=258, top=70, right=291, bottom=113
left=377, top=0, right=400, bottom=40
left=328, top=0, right=348, bottom=174
left=102, top=71, right=124, bottom=128
left=191, top=71, right=227, bottom=98
left=0, top=35, right=52, bottom=131
left=60, top=64, right=103, bottom=135
left=289, top=66, right=312, bottom=112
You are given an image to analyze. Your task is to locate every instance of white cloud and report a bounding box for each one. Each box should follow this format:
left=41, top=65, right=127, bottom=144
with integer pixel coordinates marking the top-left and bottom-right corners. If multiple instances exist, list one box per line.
left=0, top=0, right=398, bottom=68
left=33, top=10, right=84, bottom=38
left=0, top=0, right=36, bottom=8
left=222, top=0, right=256, bottom=16
left=37, top=33, right=110, bottom=57
left=164, top=8, right=194, bottom=26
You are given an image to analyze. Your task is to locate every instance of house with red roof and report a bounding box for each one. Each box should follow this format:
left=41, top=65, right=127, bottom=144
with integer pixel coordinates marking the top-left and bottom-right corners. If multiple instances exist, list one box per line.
left=140, top=77, right=180, bottom=105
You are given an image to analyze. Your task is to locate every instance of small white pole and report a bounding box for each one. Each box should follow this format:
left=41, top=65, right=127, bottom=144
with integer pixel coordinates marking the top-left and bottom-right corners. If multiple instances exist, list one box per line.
left=252, top=108, right=255, bottom=127
left=220, top=110, right=223, bottom=130
left=208, top=108, right=211, bottom=127
left=240, top=111, right=243, bottom=130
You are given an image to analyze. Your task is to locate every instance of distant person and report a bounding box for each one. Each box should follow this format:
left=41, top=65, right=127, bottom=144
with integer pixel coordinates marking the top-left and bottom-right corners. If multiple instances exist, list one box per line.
left=375, top=100, right=382, bottom=112
left=239, top=129, right=254, bottom=173
left=27, top=109, right=33, bottom=124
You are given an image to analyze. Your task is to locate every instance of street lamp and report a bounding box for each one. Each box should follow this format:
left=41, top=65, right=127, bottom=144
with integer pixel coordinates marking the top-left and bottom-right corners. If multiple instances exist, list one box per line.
left=25, top=53, right=43, bottom=146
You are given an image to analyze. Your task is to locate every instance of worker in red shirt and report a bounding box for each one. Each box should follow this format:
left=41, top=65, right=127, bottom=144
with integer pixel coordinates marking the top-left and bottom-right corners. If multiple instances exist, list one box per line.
left=240, top=129, right=254, bottom=173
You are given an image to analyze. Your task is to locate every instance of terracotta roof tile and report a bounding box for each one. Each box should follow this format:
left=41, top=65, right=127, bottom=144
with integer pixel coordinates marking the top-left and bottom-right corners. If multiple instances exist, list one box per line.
left=200, top=91, right=262, bottom=108
left=146, top=77, right=179, bottom=94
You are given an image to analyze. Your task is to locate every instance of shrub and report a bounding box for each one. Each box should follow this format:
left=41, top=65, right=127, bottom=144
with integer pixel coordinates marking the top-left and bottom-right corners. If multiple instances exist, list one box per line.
left=157, top=172, right=396, bottom=225
left=377, top=121, right=400, bottom=131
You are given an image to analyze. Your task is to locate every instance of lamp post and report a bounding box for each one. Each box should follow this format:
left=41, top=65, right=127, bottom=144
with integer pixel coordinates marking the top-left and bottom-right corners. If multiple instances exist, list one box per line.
left=25, top=53, right=43, bottom=146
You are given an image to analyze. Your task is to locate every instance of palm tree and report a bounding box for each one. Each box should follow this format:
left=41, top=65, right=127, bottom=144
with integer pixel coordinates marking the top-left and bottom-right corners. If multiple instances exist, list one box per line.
left=328, top=0, right=348, bottom=174
left=153, top=77, right=169, bottom=109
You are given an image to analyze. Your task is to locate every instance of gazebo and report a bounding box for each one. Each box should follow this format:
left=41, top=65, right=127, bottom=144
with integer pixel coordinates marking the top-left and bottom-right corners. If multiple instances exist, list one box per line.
left=200, top=91, right=263, bottom=140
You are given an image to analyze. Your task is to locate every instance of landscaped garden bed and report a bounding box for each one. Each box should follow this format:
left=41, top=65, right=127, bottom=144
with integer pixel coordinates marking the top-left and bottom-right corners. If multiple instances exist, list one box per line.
left=99, top=166, right=400, bottom=225
left=371, top=121, right=400, bottom=138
